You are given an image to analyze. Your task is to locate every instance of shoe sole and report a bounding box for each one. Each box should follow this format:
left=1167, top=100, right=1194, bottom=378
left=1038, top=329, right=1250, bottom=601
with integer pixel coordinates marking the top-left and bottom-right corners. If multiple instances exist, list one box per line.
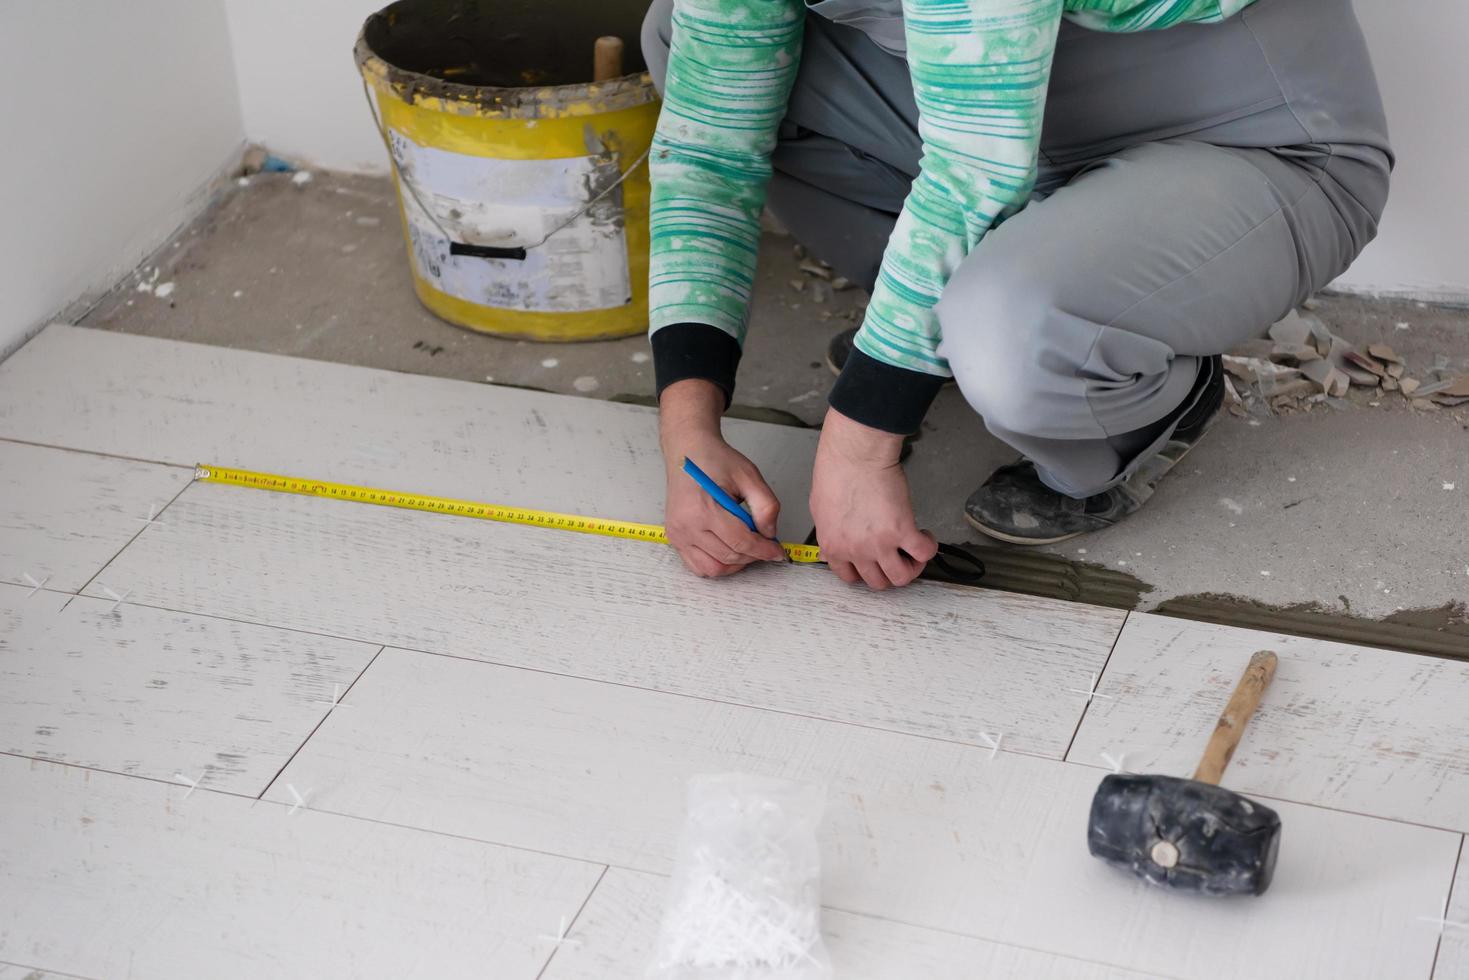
left=963, top=512, right=1087, bottom=546
left=963, top=405, right=1223, bottom=548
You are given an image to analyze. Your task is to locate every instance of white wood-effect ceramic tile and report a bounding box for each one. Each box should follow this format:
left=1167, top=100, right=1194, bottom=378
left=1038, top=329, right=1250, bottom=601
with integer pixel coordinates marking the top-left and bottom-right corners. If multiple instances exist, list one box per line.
left=1432, top=840, right=1469, bottom=980
left=1068, top=614, right=1469, bottom=830
left=0, top=325, right=817, bottom=537
left=0, top=440, right=191, bottom=592
left=267, top=647, right=1456, bottom=980
left=0, top=584, right=378, bottom=795
left=0, top=755, right=603, bottom=980
left=86, top=486, right=1122, bottom=757
left=541, top=867, right=1167, bottom=980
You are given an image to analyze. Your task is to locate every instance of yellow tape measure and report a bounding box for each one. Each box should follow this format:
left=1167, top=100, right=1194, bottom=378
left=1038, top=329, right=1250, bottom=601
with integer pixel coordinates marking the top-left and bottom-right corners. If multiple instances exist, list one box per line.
left=194, top=465, right=824, bottom=564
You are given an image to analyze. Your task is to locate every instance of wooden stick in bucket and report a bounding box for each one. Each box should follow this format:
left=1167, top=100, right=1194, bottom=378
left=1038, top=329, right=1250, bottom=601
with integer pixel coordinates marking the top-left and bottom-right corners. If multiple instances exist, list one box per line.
left=594, top=36, right=624, bottom=82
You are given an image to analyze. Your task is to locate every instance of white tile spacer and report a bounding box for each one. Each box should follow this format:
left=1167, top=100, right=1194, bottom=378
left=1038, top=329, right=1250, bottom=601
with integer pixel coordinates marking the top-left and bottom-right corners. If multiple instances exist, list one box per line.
left=285, top=783, right=311, bottom=816
left=537, top=915, right=583, bottom=948
left=132, top=503, right=166, bottom=527
left=173, top=772, right=200, bottom=798
left=977, top=732, right=1004, bottom=761
left=99, top=584, right=132, bottom=614
left=1099, top=751, right=1129, bottom=774
left=21, top=572, right=50, bottom=598
left=314, top=683, right=353, bottom=711
left=1067, top=673, right=1114, bottom=704
left=1417, top=916, right=1469, bottom=932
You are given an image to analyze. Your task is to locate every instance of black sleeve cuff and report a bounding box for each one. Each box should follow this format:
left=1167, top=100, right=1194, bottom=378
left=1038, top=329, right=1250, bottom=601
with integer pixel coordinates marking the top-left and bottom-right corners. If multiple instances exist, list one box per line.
left=652, top=323, right=743, bottom=408
left=828, top=347, right=945, bottom=435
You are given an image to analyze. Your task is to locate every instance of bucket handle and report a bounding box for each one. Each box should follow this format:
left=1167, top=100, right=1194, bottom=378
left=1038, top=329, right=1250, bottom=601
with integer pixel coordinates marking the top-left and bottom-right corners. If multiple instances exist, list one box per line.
left=362, top=81, right=650, bottom=260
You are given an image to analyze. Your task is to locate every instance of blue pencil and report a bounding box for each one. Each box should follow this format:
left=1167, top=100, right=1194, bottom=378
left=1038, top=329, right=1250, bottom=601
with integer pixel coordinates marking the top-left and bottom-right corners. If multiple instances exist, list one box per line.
left=681, top=457, right=759, bottom=534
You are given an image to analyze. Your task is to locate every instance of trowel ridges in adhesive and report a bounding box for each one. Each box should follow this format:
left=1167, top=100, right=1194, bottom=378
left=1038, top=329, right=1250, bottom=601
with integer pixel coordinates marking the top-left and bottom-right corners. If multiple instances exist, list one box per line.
left=1153, top=595, right=1469, bottom=662
left=940, top=544, right=1151, bottom=610
left=950, top=546, right=1469, bottom=662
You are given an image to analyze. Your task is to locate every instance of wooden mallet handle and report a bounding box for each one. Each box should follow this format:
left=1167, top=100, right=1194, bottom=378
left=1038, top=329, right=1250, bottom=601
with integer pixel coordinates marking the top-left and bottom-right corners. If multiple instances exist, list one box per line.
left=1193, top=650, right=1278, bottom=785
left=594, top=36, right=625, bottom=82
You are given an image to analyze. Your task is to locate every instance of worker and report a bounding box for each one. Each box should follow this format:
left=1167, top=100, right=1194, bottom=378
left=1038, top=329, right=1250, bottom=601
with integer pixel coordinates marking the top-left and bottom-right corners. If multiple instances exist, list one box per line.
left=641, top=0, right=1390, bottom=590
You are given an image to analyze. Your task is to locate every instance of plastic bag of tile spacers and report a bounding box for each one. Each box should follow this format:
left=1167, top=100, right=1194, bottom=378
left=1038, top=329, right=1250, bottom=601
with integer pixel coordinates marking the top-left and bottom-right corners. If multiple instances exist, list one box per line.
left=648, top=774, right=832, bottom=980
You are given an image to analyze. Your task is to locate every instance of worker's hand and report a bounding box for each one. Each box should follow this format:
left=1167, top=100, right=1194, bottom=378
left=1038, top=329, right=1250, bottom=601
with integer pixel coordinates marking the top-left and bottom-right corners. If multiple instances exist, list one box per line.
left=810, top=408, right=937, bottom=590
left=659, top=379, right=786, bottom=578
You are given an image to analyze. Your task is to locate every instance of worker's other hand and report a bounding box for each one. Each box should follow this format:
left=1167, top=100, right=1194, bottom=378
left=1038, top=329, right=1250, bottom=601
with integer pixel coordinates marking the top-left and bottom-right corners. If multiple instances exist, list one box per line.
left=659, top=379, right=786, bottom=578
left=810, top=408, right=937, bottom=590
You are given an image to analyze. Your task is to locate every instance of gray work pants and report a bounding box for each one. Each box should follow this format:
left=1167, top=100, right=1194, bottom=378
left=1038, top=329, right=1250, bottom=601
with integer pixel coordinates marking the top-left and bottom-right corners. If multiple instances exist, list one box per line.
left=643, top=0, right=1392, bottom=497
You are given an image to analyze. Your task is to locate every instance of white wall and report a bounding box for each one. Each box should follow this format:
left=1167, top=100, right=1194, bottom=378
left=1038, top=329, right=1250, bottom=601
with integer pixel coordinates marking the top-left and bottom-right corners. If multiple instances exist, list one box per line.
left=1330, top=1, right=1469, bottom=302
left=224, top=0, right=390, bottom=175
left=2, top=0, right=1458, bottom=348
left=0, top=1, right=246, bottom=358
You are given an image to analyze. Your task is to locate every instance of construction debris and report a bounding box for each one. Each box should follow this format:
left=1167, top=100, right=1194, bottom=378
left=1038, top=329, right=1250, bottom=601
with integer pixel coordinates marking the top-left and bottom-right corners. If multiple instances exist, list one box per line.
left=1224, top=309, right=1469, bottom=417
left=797, top=258, right=832, bottom=280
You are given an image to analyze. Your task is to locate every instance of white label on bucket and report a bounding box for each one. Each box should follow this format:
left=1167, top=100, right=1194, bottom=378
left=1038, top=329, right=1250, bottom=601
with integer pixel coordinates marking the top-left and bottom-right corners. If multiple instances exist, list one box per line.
left=388, top=130, right=631, bottom=313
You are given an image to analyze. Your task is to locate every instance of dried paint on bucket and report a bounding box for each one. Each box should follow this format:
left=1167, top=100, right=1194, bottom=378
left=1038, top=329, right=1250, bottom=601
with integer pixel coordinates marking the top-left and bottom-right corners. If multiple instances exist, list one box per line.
left=356, top=0, right=660, bottom=341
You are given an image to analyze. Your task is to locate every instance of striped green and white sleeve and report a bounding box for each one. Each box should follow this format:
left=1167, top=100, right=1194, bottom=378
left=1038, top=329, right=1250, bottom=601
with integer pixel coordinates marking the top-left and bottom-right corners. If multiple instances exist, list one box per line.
left=1064, top=0, right=1255, bottom=31
left=647, top=0, right=805, bottom=404
left=833, top=0, right=1065, bottom=433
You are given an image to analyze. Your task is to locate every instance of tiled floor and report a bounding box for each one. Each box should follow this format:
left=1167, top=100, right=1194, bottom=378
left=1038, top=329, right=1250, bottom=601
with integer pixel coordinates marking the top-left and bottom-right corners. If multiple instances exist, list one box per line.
left=0, top=325, right=1465, bottom=979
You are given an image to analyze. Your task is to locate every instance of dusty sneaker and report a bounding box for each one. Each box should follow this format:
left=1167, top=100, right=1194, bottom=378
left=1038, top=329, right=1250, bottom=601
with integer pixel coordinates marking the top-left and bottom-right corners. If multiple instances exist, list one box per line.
left=964, top=355, right=1225, bottom=545
left=825, top=327, right=860, bottom=376
left=826, top=327, right=956, bottom=385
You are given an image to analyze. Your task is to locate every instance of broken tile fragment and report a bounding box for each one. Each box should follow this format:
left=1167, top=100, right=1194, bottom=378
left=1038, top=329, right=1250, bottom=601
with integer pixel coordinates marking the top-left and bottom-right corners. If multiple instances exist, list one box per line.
left=1273, top=343, right=1321, bottom=363
left=1222, top=356, right=1259, bottom=385
left=1342, top=350, right=1387, bottom=379
left=1414, top=374, right=1469, bottom=399
left=1268, top=313, right=1312, bottom=348
left=1229, top=339, right=1278, bottom=360
left=1367, top=343, right=1403, bottom=364
left=1300, top=359, right=1350, bottom=397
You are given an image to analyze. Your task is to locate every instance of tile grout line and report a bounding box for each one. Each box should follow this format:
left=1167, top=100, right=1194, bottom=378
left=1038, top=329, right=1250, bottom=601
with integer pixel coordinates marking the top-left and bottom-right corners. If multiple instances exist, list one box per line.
left=19, top=751, right=1187, bottom=978
left=814, top=903, right=1190, bottom=980
left=1429, top=834, right=1466, bottom=979
left=0, top=750, right=1437, bottom=977
left=387, top=643, right=1072, bottom=762
left=72, top=476, right=196, bottom=599
left=1060, top=610, right=1130, bottom=764
left=256, top=644, right=389, bottom=802
left=0, top=434, right=196, bottom=471
left=534, top=865, right=610, bottom=980
left=0, top=955, right=100, bottom=980
left=0, top=749, right=262, bottom=802
left=5, top=580, right=1091, bottom=763
left=8, top=583, right=1466, bottom=836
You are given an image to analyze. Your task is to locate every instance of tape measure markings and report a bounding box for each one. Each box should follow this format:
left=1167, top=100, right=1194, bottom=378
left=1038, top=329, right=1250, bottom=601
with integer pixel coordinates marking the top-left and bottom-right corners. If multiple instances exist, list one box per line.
left=194, top=465, right=823, bottom=563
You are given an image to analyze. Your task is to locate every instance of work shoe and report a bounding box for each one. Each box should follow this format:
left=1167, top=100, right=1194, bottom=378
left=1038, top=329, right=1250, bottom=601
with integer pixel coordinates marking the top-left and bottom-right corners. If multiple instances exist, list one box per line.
left=964, top=355, right=1225, bottom=545
left=825, top=327, right=956, bottom=385
left=825, top=327, right=860, bottom=376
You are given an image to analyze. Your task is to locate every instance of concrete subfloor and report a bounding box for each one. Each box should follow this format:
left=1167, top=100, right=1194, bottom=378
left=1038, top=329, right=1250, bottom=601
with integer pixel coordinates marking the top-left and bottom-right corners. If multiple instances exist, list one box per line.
left=80, top=168, right=1469, bottom=632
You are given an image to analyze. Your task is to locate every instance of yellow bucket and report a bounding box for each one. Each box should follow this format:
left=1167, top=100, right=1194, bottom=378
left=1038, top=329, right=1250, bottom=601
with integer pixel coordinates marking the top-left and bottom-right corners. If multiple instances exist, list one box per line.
left=355, top=1, right=660, bottom=341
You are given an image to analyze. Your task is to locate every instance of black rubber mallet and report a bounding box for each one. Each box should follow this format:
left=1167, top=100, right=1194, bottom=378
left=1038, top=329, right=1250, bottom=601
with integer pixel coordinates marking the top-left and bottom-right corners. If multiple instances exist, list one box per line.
left=1087, top=650, right=1282, bottom=896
